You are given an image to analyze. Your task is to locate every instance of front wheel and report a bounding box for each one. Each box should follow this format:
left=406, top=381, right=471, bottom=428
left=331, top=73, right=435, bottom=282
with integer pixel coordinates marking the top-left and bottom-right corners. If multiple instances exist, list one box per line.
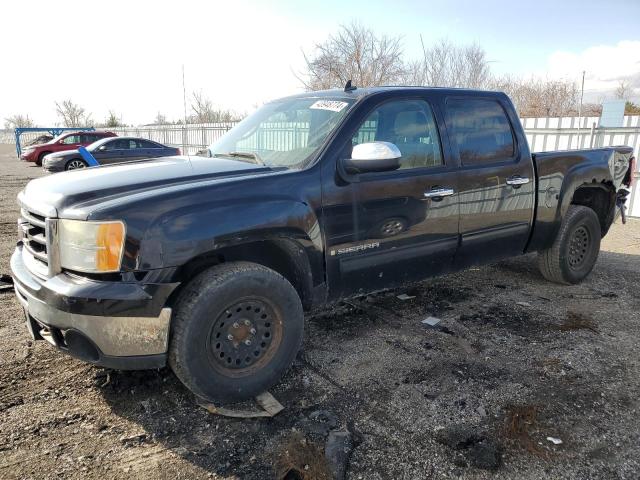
left=65, top=159, right=88, bottom=170
left=538, top=205, right=601, bottom=284
left=169, top=262, right=304, bottom=404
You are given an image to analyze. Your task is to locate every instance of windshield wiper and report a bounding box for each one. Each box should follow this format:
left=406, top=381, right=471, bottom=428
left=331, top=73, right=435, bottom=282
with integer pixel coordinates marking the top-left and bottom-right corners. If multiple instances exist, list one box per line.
left=214, top=151, right=265, bottom=166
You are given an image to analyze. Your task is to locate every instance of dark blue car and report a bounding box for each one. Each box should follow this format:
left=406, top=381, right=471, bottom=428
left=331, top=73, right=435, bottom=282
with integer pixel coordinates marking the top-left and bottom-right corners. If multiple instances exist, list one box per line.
left=42, top=137, right=181, bottom=172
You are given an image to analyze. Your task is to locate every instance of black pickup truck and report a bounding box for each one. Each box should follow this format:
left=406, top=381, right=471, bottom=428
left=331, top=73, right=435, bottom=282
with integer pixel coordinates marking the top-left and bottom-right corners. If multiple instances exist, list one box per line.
left=11, top=86, right=635, bottom=403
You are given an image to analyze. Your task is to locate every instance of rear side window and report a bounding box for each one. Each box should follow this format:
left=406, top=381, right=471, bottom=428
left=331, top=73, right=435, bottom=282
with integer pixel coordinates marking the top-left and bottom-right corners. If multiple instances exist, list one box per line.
left=446, top=98, right=515, bottom=165
left=139, top=140, right=161, bottom=148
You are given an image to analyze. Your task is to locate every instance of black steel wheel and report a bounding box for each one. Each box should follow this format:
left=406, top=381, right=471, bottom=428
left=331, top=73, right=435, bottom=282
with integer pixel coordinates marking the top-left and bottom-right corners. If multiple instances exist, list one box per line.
left=206, top=298, right=282, bottom=377
left=567, top=225, right=590, bottom=270
left=538, top=205, right=601, bottom=284
left=169, top=262, right=303, bottom=404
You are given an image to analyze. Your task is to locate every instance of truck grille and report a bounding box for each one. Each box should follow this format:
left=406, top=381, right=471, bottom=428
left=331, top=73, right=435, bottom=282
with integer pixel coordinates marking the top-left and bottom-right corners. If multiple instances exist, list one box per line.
left=20, top=208, right=49, bottom=269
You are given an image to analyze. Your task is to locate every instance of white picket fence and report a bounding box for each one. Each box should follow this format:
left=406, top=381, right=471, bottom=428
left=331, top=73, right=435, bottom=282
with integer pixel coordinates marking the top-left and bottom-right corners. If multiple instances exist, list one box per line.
left=3, top=114, right=640, bottom=216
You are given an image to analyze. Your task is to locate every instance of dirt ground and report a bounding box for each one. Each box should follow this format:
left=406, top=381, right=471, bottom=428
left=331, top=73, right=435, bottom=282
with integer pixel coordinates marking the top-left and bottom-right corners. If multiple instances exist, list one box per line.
left=1, top=143, right=639, bottom=480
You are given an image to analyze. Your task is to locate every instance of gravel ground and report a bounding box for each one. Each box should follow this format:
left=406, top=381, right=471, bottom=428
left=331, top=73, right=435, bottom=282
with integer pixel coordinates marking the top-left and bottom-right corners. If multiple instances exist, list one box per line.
left=0, top=143, right=639, bottom=479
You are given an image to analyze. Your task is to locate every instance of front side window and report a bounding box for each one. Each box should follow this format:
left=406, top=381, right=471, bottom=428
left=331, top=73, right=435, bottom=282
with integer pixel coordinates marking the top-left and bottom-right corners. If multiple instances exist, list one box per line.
left=446, top=98, right=515, bottom=166
left=352, top=99, right=443, bottom=170
left=208, top=96, right=356, bottom=169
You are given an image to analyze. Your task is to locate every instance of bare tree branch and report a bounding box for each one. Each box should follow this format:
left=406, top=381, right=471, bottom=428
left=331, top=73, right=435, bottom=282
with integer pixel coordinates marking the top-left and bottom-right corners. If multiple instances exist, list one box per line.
left=4, top=114, right=34, bottom=129
left=299, top=21, right=405, bottom=90
left=190, top=91, right=239, bottom=123
left=55, top=100, right=92, bottom=127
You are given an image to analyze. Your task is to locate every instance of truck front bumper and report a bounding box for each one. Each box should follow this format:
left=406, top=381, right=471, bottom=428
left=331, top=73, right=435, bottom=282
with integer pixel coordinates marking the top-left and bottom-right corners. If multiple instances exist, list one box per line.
left=10, top=246, right=177, bottom=370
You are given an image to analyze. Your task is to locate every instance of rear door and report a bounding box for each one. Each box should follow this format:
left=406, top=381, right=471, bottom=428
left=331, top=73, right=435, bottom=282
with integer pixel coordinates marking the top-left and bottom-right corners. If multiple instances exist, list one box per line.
left=322, top=95, right=460, bottom=297
left=444, top=95, right=535, bottom=267
left=99, top=139, right=127, bottom=164
left=138, top=139, right=164, bottom=158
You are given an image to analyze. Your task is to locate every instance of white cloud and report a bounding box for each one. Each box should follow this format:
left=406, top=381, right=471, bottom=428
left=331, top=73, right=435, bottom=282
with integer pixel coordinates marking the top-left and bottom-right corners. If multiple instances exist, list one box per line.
left=545, top=41, right=640, bottom=101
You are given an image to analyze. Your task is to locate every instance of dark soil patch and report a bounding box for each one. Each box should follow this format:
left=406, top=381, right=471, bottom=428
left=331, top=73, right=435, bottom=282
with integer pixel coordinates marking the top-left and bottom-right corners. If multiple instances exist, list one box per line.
left=458, top=304, right=549, bottom=337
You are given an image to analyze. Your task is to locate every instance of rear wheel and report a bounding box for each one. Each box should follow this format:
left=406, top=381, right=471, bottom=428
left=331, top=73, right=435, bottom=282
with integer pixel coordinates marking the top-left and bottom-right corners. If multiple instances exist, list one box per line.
left=537, top=205, right=601, bottom=284
left=65, top=159, right=88, bottom=170
left=169, top=262, right=304, bottom=404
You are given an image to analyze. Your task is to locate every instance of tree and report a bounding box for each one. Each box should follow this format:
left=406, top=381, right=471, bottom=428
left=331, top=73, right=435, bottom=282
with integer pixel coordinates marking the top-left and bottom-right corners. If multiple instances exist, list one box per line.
left=299, top=21, right=405, bottom=90
left=4, top=114, right=34, bottom=129
left=104, top=110, right=123, bottom=128
left=615, top=79, right=632, bottom=100
left=190, top=91, right=238, bottom=123
left=490, top=75, right=580, bottom=117
left=55, top=99, right=92, bottom=127
left=152, top=112, right=168, bottom=125
left=409, top=38, right=492, bottom=89
left=625, top=101, right=640, bottom=115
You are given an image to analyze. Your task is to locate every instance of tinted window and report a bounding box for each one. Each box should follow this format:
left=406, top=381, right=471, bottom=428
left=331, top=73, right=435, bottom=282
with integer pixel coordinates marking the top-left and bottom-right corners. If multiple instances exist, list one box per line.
left=80, top=134, right=96, bottom=143
left=104, top=139, right=128, bottom=150
left=139, top=140, right=161, bottom=148
left=353, top=99, right=443, bottom=169
left=446, top=98, right=515, bottom=165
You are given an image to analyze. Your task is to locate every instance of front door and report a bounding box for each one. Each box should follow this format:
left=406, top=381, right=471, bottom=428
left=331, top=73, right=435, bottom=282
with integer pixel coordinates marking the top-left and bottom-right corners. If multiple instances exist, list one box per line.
left=322, top=96, right=460, bottom=298
left=444, top=96, right=535, bottom=267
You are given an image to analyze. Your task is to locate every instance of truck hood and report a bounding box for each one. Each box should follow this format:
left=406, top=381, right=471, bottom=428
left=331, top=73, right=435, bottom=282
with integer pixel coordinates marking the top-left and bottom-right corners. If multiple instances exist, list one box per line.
left=19, top=155, right=273, bottom=218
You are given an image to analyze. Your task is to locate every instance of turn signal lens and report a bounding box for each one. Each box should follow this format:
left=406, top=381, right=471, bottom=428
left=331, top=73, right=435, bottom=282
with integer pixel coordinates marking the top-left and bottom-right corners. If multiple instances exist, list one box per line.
left=96, top=222, right=125, bottom=271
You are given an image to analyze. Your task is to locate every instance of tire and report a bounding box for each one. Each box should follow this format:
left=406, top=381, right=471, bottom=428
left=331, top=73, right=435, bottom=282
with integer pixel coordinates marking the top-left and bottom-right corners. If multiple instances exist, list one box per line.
left=169, top=261, right=304, bottom=404
left=65, top=159, right=88, bottom=170
left=537, top=205, right=601, bottom=285
left=37, top=151, right=51, bottom=166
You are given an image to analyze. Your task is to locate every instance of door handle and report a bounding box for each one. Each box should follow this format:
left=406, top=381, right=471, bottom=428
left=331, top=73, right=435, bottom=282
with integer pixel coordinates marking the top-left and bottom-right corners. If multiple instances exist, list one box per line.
left=424, top=187, right=455, bottom=198
left=506, top=176, right=530, bottom=186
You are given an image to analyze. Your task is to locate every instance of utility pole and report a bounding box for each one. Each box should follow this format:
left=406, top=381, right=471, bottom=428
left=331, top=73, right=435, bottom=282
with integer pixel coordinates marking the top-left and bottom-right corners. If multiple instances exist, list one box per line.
left=182, top=64, right=188, bottom=155
left=576, top=70, right=585, bottom=149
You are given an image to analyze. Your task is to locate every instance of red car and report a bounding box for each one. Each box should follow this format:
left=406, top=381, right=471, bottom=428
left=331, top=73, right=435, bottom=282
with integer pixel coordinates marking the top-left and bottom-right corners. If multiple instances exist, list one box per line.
left=20, top=131, right=117, bottom=165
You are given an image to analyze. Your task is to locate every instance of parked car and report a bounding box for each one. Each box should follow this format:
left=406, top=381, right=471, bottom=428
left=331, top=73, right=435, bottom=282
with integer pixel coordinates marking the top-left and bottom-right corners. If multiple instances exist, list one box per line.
left=11, top=86, right=635, bottom=404
left=19, top=131, right=117, bottom=165
left=42, top=137, right=181, bottom=172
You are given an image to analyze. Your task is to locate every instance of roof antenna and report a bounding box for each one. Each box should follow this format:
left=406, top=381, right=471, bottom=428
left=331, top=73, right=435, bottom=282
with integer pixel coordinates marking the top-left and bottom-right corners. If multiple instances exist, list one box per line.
left=344, top=79, right=356, bottom=92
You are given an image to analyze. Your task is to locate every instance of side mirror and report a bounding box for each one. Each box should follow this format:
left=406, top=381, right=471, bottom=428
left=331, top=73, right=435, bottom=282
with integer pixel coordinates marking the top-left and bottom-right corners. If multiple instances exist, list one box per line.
left=342, top=142, right=401, bottom=174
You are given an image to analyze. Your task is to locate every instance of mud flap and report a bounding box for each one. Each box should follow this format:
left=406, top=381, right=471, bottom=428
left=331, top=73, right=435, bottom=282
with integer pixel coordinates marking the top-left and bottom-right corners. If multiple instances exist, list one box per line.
left=616, top=188, right=630, bottom=224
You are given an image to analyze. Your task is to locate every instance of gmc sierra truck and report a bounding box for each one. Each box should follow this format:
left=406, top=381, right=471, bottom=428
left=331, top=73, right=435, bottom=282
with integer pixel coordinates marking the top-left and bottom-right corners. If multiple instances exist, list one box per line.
left=11, top=86, right=635, bottom=403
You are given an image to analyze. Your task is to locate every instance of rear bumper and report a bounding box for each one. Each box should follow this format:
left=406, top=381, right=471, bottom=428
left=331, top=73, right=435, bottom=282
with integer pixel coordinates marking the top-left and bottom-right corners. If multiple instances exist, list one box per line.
left=10, top=245, right=178, bottom=369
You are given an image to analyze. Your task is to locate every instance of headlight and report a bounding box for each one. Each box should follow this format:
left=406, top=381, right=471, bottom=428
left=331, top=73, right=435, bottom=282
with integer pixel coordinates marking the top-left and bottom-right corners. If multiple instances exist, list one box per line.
left=58, top=219, right=126, bottom=273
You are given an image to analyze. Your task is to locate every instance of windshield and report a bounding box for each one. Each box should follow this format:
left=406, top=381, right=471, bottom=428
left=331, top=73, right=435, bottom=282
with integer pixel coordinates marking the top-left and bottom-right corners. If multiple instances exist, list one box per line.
left=207, top=96, right=355, bottom=169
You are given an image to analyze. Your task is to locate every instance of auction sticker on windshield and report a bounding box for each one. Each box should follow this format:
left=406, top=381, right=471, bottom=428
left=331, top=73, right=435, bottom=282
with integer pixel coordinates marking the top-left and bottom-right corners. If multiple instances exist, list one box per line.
left=310, top=100, right=349, bottom=112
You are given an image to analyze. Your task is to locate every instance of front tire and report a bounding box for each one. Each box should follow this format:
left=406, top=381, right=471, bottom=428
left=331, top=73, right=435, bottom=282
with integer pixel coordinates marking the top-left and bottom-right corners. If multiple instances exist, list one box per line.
left=537, top=205, right=601, bottom=284
left=169, top=262, right=304, bottom=404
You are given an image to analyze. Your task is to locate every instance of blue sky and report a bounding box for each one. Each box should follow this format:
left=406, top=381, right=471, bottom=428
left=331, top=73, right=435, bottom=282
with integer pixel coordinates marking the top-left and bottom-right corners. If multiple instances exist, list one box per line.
left=1, top=0, right=639, bottom=125
left=282, top=0, right=640, bottom=76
